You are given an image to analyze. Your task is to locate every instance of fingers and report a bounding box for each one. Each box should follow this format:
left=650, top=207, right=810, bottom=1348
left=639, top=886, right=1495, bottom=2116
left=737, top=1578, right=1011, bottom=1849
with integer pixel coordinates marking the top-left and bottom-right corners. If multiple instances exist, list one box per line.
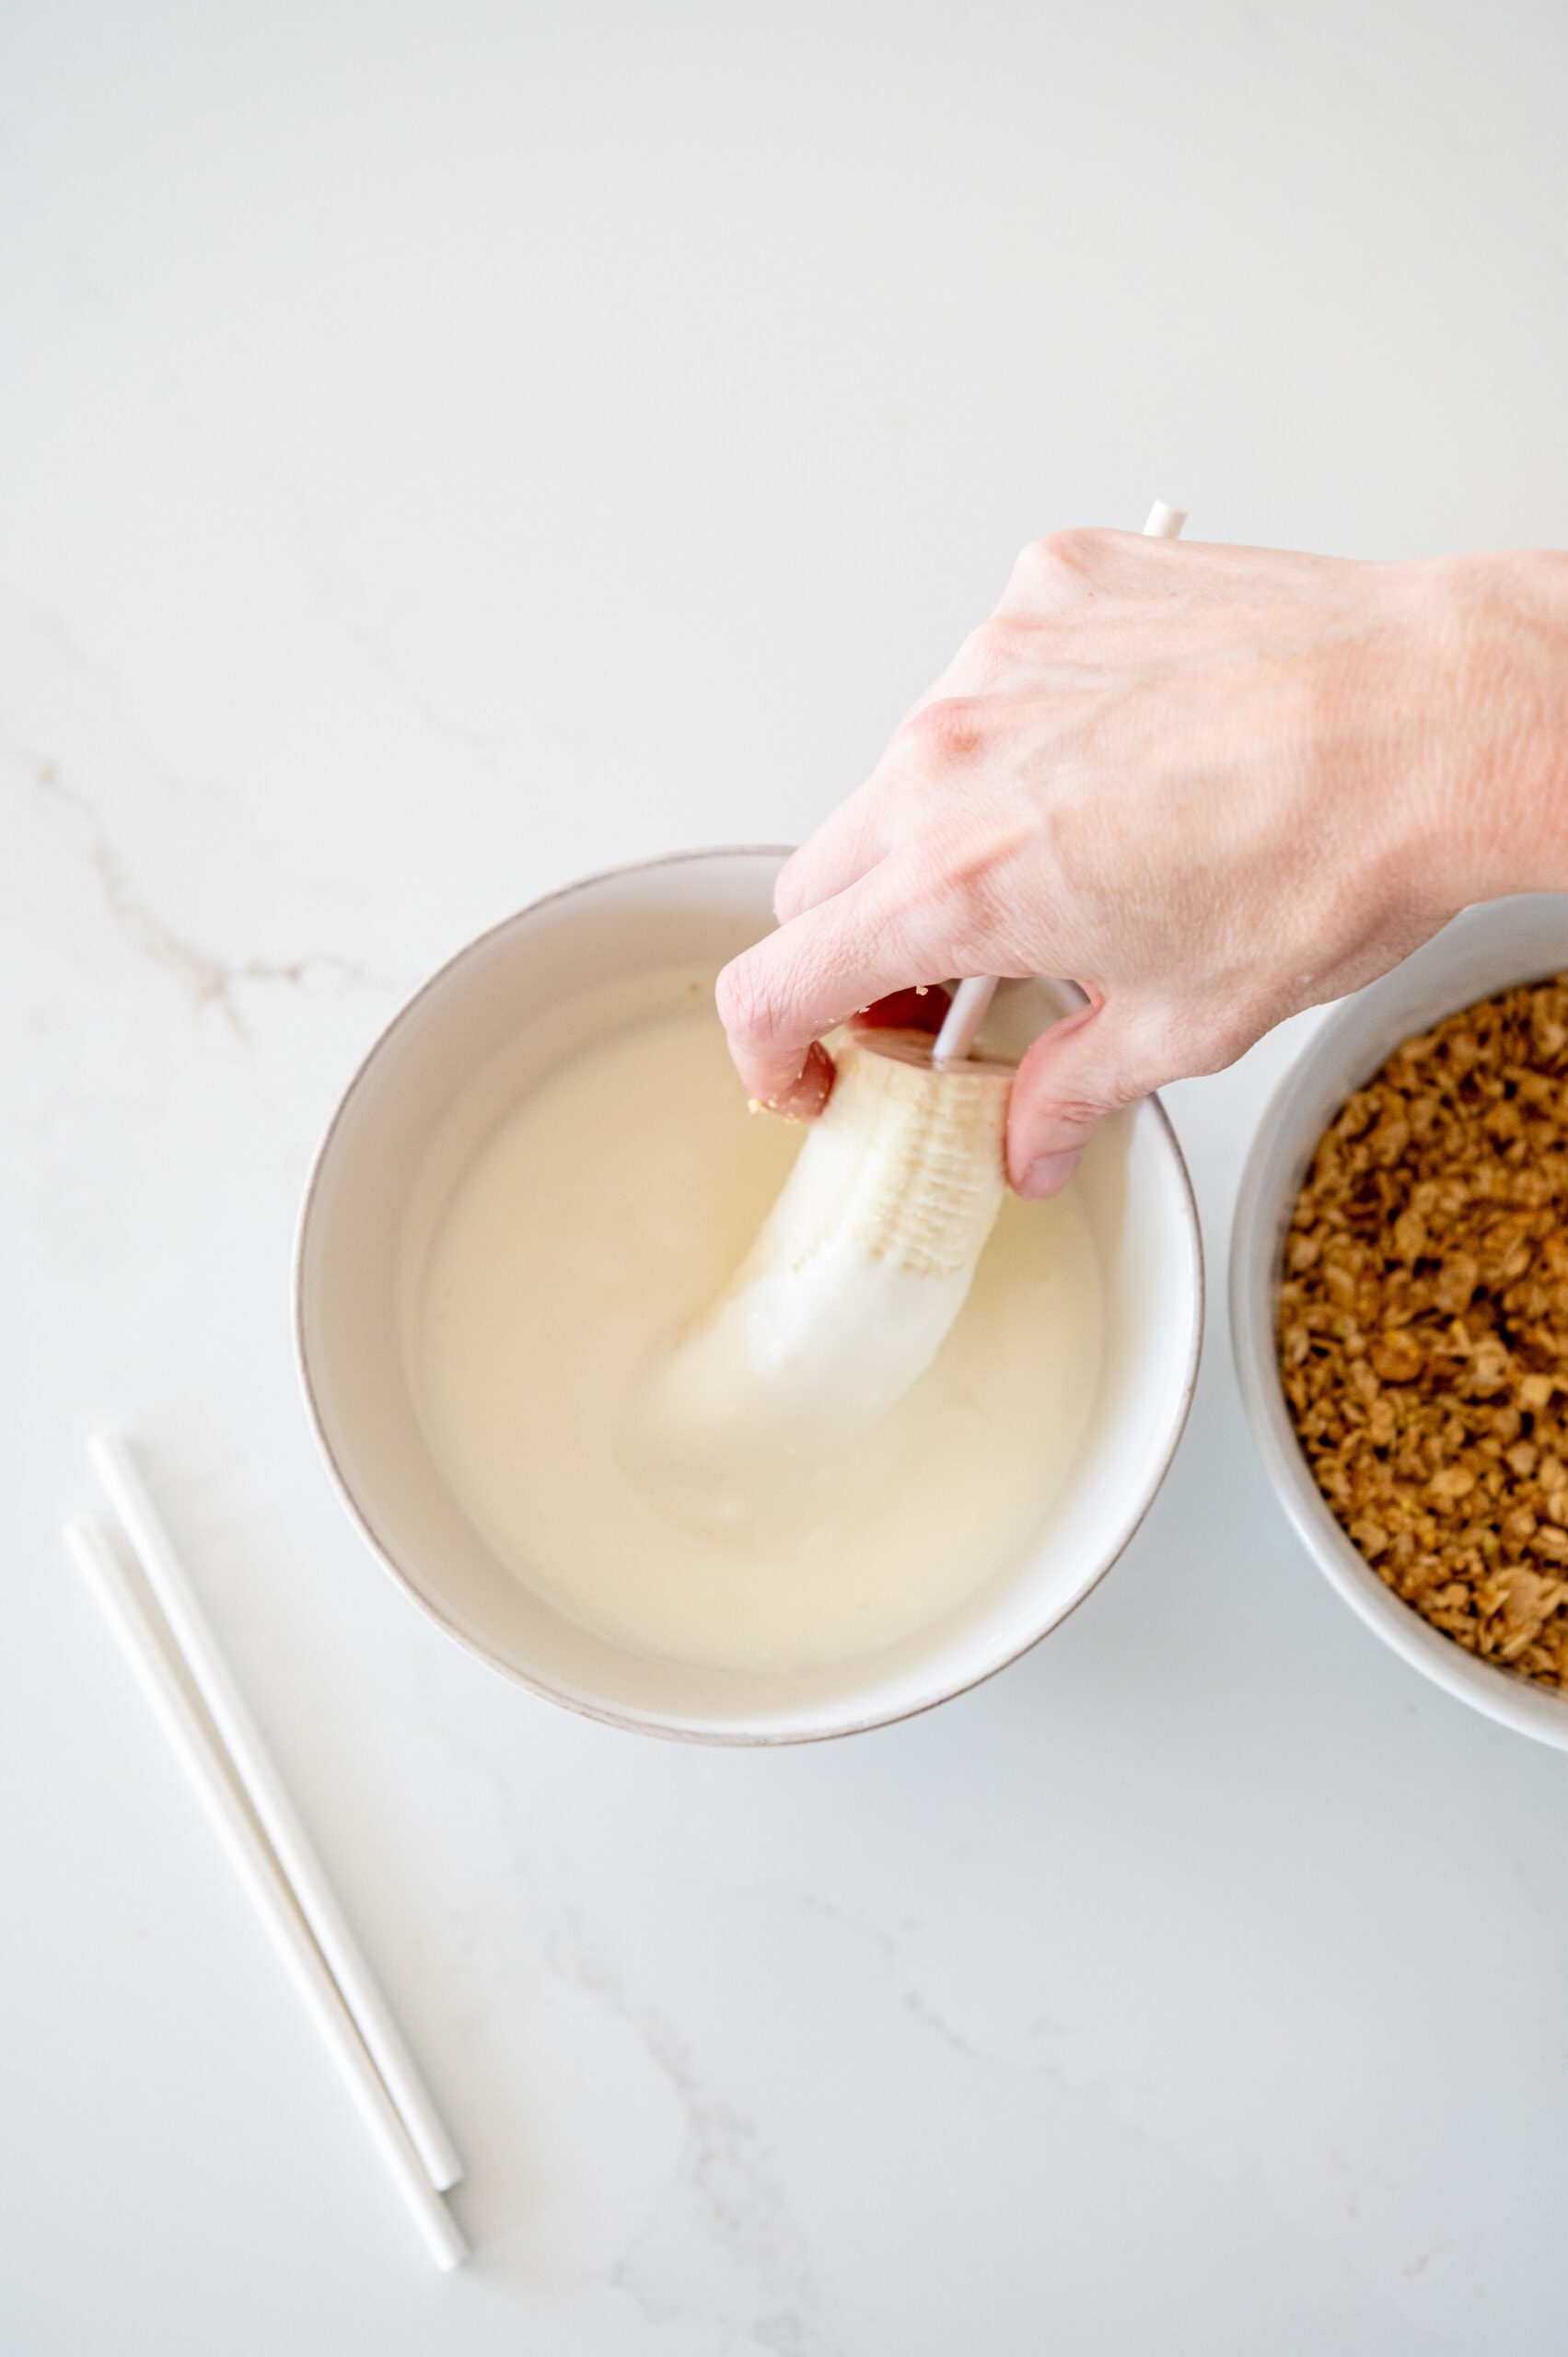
left=773, top=595, right=1065, bottom=930
left=772, top=535, right=1104, bottom=931
left=773, top=791, right=891, bottom=924
left=1005, top=1000, right=1159, bottom=1197
left=717, top=870, right=937, bottom=1113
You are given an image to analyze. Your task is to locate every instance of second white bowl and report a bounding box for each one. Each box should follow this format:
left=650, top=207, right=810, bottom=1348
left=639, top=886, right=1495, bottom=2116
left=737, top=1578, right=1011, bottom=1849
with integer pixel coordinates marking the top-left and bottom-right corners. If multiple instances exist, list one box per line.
left=1231, top=893, right=1568, bottom=1748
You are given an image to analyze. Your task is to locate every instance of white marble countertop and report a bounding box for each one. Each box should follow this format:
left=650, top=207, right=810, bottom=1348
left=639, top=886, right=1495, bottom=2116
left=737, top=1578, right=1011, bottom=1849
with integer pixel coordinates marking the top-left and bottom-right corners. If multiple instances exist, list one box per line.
left=6, top=5, right=1568, bottom=2350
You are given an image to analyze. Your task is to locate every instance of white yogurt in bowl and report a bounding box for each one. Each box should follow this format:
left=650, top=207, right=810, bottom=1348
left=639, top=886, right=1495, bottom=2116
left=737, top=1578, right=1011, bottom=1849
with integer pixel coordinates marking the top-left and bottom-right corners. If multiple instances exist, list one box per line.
left=296, top=850, right=1202, bottom=1741
left=411, top=980, right=1102, bottom=1674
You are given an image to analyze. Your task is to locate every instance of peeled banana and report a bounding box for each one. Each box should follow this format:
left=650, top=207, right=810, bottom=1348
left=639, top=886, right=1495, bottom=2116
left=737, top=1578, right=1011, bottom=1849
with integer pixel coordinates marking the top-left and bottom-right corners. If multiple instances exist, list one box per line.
left=627, top=1026, right=1013, bottom=1516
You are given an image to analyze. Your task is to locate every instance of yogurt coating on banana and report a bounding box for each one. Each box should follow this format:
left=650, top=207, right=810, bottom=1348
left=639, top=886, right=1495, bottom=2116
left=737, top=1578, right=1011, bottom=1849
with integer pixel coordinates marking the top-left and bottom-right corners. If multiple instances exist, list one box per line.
left=630, top=1030, right=1015, bottom=1527
left=410, top=987, right=1102, bottom=1675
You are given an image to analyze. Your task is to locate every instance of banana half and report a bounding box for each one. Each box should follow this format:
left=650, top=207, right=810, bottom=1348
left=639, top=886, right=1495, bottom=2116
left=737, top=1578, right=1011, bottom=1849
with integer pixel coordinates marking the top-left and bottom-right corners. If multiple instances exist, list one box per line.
left=626, top=1028, right=1014, bottom=1518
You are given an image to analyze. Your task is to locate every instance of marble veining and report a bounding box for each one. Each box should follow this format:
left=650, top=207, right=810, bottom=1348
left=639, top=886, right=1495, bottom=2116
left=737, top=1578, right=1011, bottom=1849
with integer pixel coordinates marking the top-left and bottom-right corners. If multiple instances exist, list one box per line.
left=6, top=3, right=1568, bottom=2351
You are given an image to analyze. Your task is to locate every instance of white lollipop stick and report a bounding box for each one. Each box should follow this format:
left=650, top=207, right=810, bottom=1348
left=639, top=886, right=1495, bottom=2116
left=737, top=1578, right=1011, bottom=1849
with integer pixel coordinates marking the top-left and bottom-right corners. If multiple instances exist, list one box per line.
left=64, top=1517, right=467, bottom=2271
left=89, top=1430, right=462, bottom=2196
left=931, top=497, right=1188, bottom=1063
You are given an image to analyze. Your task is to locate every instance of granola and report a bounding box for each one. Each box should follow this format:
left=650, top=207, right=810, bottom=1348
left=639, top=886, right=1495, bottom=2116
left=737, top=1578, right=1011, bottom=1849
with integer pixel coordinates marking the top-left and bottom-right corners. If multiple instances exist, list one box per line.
left=1279, top=974, right=1568, bottom=1688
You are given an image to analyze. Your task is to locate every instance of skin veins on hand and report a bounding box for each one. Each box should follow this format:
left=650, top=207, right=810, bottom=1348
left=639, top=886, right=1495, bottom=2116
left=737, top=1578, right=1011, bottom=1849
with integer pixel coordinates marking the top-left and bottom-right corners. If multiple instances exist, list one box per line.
left=715, top=532, right=1568, bottom=1195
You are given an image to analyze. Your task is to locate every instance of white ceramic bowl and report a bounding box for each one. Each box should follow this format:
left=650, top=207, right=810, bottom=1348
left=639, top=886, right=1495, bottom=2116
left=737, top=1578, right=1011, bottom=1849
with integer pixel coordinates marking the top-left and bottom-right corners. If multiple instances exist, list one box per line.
left=296, top=848, right=1203, bottom=1743
left=1231, top=893, right=1568, bottom=1748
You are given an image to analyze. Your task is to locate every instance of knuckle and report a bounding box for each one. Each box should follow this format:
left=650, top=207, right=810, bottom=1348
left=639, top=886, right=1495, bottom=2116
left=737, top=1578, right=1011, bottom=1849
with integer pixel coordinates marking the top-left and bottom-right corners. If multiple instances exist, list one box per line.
left=955, top=620, right=1032, bottom=688
left=899, top=693, right=988, bottom=764
left=1188, top=1013, right=1259, bottom=1077
left=1127, top=994, right=1253, bottom=1085
left=1008, top=528, right=1109, bottom=606
left=1040, top=526, right=1109, bottom=573
left=1021, top=1025, right=1148, bottom=1131
left=1040, top=1089, right=1115, bottom=1133
left=1114, top=1003, right=1249, bottom=1095
left=714, top=955, right=783, bottom=1046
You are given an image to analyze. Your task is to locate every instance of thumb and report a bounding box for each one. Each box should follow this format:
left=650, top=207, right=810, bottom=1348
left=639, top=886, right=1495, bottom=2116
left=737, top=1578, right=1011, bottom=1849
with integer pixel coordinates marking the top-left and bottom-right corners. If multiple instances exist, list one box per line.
left=1005, top=999, right=1159, bottom=1198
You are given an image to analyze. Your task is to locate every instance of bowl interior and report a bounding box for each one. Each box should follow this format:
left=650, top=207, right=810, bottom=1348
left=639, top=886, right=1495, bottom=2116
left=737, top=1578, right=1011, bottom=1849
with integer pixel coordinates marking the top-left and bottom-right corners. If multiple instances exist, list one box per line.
left=1230, top=893, right=1568, bottom=1747
left=297, top=850, right=1202, bottom=1741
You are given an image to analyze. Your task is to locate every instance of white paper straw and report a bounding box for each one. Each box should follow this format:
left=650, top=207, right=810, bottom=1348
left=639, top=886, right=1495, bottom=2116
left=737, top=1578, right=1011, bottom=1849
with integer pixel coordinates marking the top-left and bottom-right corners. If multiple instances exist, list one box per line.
left=1142, top=497, right=1188, bottom=540
left=932, top=976, right=1000, bottom=1066
left=935, top=498, right=1189, bottom=1059
left=65, top=1517, right=467, bottom=2272
left=88, top=1431, right=462, bottom=2196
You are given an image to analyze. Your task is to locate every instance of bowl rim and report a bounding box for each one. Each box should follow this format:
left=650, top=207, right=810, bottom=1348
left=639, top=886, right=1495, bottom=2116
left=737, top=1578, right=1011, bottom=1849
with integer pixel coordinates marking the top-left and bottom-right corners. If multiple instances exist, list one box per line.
left=296, top=845, right=1206, bottom=1744
left=1228, top=917, right=1568, bottom=1750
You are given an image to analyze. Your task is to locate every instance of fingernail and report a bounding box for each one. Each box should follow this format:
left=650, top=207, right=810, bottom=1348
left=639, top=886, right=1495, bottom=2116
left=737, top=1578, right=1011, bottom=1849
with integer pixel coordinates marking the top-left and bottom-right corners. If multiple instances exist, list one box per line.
left=762, top=1041, right=836, bottom=1120
left=802, top=1039, right=835, bottom=1100
left=1017, top=1149, right=1081, bottom=1200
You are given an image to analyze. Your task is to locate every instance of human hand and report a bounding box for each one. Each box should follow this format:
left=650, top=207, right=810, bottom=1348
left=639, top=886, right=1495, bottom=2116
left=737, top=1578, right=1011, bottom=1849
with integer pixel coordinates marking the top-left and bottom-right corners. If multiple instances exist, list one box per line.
left=717, top=531, right=1568, bottom=1194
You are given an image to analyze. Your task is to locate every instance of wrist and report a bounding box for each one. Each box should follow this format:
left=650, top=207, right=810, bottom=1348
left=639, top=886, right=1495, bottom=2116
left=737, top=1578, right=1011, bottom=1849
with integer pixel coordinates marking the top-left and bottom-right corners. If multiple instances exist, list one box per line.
left=1423, top=548, right=1568, bottom=905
